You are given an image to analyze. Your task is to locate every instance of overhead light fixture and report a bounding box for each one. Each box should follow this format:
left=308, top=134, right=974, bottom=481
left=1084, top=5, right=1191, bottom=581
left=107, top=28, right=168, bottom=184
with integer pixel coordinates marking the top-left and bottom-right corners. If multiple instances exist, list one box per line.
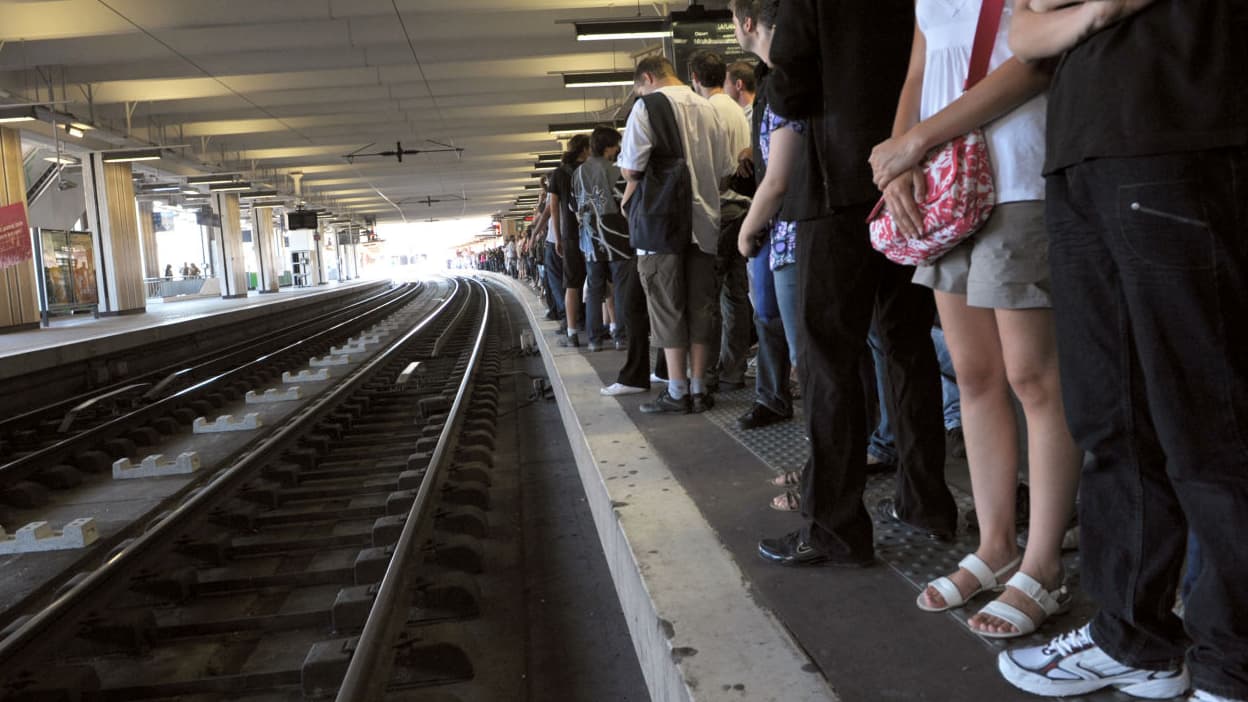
left=548, top=120, right=624, bottom=137
left=61, top=124, right=85, bottom=138
left=70, top=121, right=95, bottom=132
left=0, top=106, right=38, bottom=124
left=188, top=174, right=239, bottom=186
left=182, top=188, right=201, bottom=195
left=571, top=18, right=671, bottom=42
left=44, top=156, right=79, bottom=165
left=240, top=189, right=279, bottom=198
left=102, top=147, right=162, bottom=163
left=563, top=71, right=635, bottom=88
left=249, top=199, right=288, bottom=208
left=139, top=183, right=182, bottom=193
left=209, top=181, right=252, bottom=192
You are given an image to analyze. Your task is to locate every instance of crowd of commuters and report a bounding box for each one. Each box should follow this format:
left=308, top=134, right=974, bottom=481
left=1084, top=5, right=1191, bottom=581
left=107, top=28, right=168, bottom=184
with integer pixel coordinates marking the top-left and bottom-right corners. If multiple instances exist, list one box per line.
left=514, top=1, right=1245, bottom=699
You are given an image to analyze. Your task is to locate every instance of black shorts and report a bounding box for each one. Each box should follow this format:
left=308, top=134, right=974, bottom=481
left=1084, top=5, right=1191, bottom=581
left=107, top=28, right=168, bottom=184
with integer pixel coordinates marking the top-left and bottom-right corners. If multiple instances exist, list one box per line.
left=562, top=238, right=587, bottom=289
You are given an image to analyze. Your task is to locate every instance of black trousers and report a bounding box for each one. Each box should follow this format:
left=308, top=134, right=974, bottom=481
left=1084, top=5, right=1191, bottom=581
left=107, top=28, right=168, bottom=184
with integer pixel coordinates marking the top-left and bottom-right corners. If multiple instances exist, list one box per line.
left=795, top=207, right=956, bottom=559
left=1048, top=148, right=1248, bottom=699
left=614, top=257, right=652, bottom=389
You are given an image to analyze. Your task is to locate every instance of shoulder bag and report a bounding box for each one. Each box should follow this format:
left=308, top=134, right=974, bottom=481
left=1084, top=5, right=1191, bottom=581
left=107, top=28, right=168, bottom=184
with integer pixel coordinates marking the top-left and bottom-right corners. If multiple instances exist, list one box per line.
left=868, top=0, right=1005, bottom=267
left=627, top=93, right=694, bottom=254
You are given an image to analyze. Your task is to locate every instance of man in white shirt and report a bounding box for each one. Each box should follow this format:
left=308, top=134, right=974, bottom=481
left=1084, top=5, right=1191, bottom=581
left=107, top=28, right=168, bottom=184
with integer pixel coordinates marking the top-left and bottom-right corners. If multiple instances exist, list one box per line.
left=619, top=56, right=735, bottom=414
left=689, top=49, right=754, bottom=393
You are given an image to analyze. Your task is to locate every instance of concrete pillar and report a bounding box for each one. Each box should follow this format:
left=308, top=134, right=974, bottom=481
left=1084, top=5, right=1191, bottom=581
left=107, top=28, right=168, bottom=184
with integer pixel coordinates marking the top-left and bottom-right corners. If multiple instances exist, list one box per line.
left=136, top=200, right=161, bottom=279
left=210, top=192, right=247, bottom=298
left=82, top=153, right=146, bottom=315
left=313, top=221, right=327, bottom=285
left=0, top=127, right=39, bottom=331
left=252, top=207, right=281, bottom=293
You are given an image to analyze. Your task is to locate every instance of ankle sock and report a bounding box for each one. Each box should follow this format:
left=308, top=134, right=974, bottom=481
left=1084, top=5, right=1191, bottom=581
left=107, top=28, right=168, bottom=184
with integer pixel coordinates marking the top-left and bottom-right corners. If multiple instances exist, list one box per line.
left=669, top=379, right=689, bottom=399
left=689, top=376, right=705, bottom=395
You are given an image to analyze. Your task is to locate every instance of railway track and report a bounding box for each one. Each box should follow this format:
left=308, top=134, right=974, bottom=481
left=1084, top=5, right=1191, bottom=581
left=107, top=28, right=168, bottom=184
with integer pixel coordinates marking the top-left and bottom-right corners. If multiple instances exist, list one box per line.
left=0, top=276, right=510, bottom=701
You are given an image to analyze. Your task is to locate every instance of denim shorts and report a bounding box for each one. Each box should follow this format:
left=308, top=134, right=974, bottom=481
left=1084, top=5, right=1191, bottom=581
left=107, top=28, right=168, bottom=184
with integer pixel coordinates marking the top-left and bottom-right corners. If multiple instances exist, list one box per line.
left=911, top=201, right=1052, bottom=309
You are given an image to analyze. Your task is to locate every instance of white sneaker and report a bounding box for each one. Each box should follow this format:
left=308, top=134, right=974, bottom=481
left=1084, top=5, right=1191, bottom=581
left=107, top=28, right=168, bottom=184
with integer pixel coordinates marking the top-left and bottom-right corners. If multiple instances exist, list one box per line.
left=649, top=373, right=666, bottom=385
left=1191, top=691, right=1248, bottom=702
left=999, top=624, right=1190, bottom=699
left=600, top=383, right=646, bottom=397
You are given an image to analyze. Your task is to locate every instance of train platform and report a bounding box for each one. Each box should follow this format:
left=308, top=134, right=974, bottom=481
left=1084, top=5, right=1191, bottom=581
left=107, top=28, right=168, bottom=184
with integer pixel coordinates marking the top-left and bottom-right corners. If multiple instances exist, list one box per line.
left=0, top=280, right=387, bottom=383
left=495, top=274, right=1141, bottom=702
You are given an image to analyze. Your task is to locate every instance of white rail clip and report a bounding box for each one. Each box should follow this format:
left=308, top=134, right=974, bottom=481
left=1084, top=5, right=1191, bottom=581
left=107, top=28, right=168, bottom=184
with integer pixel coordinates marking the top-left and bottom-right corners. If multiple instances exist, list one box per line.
left=395, top=362, right=424, bottom=390
left=246, top=387, right=302, bottom=404
left=193, top=413, right=262, bottom=433
left=113, top=451, right=202, bottom=479
left=309, top=355, right=350, bottom=367
left=0, top=518, right=99, bottom=554
left=283, top=368, right=331, bottom=383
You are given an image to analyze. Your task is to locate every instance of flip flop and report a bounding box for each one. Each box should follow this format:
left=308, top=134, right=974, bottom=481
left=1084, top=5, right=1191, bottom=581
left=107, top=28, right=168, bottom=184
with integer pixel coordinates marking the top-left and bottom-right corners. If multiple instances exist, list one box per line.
left=770, top=490, right=800, bottom=512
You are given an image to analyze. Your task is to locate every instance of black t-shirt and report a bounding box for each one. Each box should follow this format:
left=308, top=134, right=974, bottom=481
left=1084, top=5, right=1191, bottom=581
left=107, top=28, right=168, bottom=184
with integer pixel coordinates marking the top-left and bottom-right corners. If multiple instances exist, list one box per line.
left=1046, top=0, right=1248, bottom=174
left=548, top=163, right=580, bottom=244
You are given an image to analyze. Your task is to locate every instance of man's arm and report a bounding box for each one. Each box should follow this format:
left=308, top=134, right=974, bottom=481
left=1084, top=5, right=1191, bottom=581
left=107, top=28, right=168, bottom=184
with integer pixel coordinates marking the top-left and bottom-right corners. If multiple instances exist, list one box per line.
left=1010, top=0, right=1157, bottom=62
left=767, top=0, right=820, bottom=120
left=546, top=191, right=562, bottom=256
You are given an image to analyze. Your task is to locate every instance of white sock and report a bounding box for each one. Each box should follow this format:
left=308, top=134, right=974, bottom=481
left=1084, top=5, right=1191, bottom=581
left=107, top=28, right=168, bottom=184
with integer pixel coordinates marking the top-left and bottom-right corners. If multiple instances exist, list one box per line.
left=609, top=323, right=618, bottom=334
left=669, top=379, right=689, bottom=399
left=689, top=376, right=705, bottom=395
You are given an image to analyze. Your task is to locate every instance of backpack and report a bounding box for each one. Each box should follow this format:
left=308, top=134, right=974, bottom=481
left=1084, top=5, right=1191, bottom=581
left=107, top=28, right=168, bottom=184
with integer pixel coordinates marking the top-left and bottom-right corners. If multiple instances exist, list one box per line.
left=627, top=93, right=693, bottom=254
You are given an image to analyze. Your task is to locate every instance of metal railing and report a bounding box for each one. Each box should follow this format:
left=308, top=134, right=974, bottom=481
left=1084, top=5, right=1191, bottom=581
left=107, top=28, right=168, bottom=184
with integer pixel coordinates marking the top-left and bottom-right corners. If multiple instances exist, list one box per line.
left=144, top=275, right=208, bottom=300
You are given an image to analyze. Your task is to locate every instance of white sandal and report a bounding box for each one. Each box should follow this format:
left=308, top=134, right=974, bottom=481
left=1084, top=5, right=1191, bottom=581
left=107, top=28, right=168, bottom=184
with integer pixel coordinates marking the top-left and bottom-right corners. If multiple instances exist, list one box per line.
left=916, top=553, right=1021, bottom=613
left=972, top=571, right=1071, bottom=639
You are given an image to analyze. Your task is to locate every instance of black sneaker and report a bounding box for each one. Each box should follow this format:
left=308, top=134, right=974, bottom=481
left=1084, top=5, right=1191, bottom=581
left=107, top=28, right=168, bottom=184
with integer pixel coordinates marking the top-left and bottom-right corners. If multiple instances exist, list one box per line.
left=613, top=336, right=626, bottom=351
left=757, top=530, right=874, bottom=568
left=873, top=498, right=955, bottom=542
left=717, top=378, right=747, bottom=392
left=737, top=403, right=790, bottom=430
left=640, top=390, right=691, bottom=414
left=556, top=333, right=580, bottom=348
left=690, top=392, right=714, bottom=413
left=947, top=426, right=967, bottom=458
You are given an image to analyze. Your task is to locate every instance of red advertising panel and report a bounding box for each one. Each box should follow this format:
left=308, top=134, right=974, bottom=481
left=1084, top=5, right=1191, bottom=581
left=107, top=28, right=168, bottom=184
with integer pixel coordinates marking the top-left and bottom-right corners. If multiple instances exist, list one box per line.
left=0, top=202, right=33, bottom=270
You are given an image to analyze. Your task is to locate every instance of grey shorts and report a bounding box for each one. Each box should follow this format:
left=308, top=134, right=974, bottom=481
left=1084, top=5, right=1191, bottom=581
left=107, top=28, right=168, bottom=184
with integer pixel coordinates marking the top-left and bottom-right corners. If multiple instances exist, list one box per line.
left=912, top=201, right=1052, bottom=309
left=637, top=249, right=718, bottom=348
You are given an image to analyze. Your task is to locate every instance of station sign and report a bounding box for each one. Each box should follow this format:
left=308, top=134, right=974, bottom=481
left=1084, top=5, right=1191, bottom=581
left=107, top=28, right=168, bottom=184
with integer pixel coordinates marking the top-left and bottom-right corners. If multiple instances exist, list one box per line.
left=0, top=202, right=32, bottom=270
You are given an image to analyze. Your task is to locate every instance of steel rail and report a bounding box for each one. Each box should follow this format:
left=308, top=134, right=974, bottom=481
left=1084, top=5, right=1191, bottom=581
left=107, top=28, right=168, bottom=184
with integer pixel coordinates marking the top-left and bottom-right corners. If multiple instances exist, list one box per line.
left=0, top=283, right=424, bottom=490
left=0, top=278, right=467, bottom=673
left=335, top=277, right=492, bottom=702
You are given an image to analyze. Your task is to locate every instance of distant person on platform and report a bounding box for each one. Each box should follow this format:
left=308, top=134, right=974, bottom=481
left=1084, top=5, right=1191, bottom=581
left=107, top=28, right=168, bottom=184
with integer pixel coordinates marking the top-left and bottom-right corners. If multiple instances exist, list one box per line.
left=164, top=264, right=173, bottom=279
left=549, top=134, right=592, bottom=347
left=619, top=55, right=736, bottom=414
left=688, top=48, right=754, bottom=394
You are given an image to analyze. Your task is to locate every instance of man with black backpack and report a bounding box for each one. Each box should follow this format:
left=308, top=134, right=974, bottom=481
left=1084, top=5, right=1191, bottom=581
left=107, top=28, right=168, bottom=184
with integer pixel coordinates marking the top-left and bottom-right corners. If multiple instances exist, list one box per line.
left=619, top=56, right=737, bottom=414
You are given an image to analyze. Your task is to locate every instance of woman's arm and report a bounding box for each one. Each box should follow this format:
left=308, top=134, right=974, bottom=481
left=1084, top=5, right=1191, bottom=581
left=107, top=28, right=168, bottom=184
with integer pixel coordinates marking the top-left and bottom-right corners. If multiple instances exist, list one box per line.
left=1010, top=0, right=1156, bottom=62
left=737, top=125, right=801, bottom=258
left=891, top=22, right=928, bottom=140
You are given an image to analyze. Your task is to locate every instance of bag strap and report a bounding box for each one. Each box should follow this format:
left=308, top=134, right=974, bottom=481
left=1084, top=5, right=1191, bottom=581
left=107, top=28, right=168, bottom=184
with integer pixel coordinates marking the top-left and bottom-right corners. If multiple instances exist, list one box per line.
left=965, top=0, right=1006, bottom=91
left=641, top=92, right=685, bottom=161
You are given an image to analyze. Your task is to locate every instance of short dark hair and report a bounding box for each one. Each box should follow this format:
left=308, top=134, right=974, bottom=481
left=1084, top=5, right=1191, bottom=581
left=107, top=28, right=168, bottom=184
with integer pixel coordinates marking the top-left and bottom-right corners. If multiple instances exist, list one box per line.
left=590, top=126, right=622, bottom=157
left=728, top=0, right=779, bottom=27
left=634, top=55, right=676, bottom=84
left=726, top=61, right=757, bottom=93
left=688, top=50, right=727, bottom=89
left=562, top=134, right=590, bottom=165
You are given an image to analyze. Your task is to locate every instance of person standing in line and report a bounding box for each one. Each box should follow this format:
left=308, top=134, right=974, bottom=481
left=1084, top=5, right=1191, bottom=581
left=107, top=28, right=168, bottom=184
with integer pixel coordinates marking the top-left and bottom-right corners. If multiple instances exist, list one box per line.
left=574, top=126, right=632, bottom=354
left=996, top=1, right=1248, bottom=700
left=689, top=49, right=755, bottom=393
left=756, top=0, right=959, bottom=566
left=869, top=0, right=1081, bottom=639
left=549, top=135, right=591, bottom=347
left=724, top=60, right=758, bottom=119
left=728, top=0, right=795, bottom=438
left=619, top=56, right=736, bottom=414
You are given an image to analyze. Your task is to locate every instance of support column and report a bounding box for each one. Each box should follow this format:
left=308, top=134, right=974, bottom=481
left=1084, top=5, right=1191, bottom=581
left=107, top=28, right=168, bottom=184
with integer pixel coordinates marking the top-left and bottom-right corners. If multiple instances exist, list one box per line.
left=82, top=153, right=146, bottom=315
left=252, top=207, right=281, bottom=293
left=136, top=200, right=161, bottom=279
left=0, top=127, right=39, bottom=331
left=313, top=221, right=327, bottom=285
left=210, top=192, right=247, bottom=299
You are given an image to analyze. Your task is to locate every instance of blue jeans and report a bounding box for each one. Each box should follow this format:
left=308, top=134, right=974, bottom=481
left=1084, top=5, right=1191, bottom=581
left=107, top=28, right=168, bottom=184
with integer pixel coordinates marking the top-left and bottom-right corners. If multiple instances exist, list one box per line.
left=868, top=325, right=961, bottom=464
left=1049, top=149, right=1248, bottom=698
left=543, top=245, right=565, bottom=319
left=586, top=258, right=627, bottom=343
left=773, top=263, right=801, bottom=366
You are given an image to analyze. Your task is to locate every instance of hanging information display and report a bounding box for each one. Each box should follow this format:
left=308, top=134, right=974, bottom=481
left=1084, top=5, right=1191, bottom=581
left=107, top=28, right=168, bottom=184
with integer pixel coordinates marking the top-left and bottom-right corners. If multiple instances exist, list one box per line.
left=0, top=202, right=33, bottom=270
left=669, top=8, right=753, bottom=84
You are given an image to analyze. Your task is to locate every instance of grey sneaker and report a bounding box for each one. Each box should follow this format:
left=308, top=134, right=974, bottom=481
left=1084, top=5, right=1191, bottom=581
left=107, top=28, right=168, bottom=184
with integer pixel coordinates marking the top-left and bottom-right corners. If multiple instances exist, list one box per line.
left=640, top=390, right=691, bottom=414
left=556, top=333, right=580, bottom=348
left=999, top=624, right=1190, bottom=699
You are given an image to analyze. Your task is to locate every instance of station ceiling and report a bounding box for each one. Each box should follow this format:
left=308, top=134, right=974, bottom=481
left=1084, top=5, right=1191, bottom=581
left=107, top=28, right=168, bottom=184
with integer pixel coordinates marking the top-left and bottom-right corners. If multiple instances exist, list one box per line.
left=0, top=0, right=674, bottom=223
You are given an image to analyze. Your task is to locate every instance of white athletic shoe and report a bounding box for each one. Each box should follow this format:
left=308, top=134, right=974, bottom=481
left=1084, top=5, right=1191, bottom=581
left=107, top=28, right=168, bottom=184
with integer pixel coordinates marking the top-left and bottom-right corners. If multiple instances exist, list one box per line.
left=999, top=624, right=1190, bottom=699
left=649, top=373, right=666, bottom=385
left=600, top=383, right=646, bottom=397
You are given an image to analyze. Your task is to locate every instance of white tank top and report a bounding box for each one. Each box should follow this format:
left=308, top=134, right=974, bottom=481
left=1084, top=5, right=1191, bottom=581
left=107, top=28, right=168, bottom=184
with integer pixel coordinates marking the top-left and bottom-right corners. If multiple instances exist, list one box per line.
left=917, top=0, right=1046, bottom=203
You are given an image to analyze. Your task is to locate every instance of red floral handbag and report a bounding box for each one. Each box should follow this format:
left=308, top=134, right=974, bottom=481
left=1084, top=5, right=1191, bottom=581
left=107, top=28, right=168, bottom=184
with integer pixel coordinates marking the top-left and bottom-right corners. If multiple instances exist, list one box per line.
left=868, top=0, right=1006, bottom=267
